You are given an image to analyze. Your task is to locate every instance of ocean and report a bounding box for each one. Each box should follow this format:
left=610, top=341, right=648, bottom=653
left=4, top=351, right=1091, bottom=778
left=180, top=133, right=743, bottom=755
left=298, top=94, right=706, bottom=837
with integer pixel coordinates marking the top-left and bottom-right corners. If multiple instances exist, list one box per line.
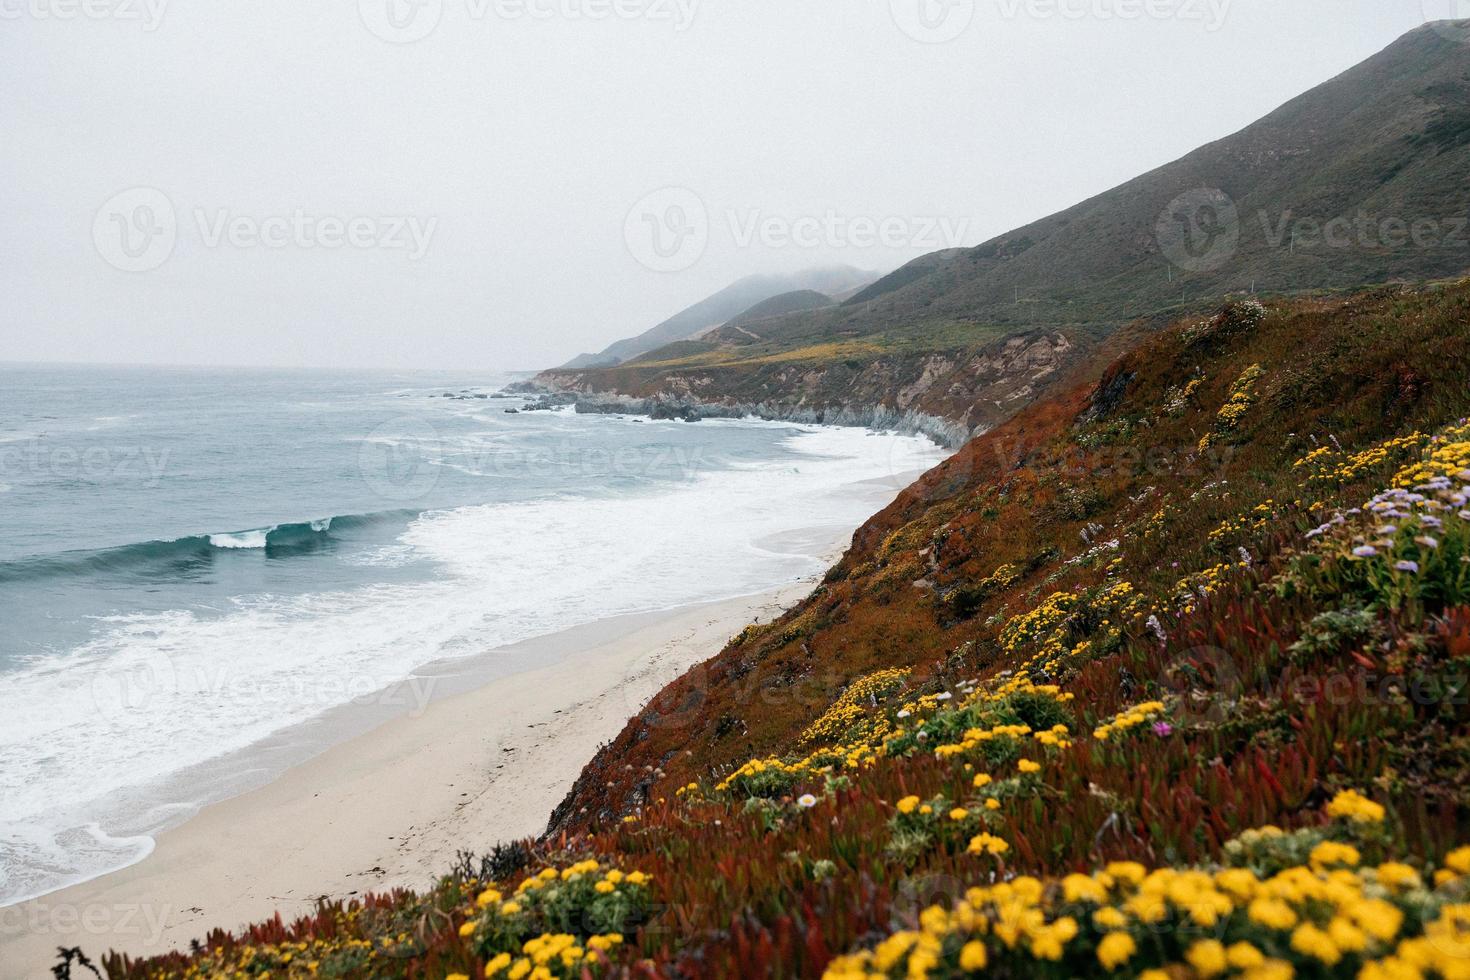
left=0, top=363, right=946, bottom=906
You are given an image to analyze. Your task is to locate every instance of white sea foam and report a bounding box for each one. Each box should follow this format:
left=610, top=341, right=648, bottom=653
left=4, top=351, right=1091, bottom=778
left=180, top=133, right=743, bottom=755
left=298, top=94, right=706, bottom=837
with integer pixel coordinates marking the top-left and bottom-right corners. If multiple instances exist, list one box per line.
left=0, top=423, right=946, bottom=905
left=208, top=530, right=271, bottom=550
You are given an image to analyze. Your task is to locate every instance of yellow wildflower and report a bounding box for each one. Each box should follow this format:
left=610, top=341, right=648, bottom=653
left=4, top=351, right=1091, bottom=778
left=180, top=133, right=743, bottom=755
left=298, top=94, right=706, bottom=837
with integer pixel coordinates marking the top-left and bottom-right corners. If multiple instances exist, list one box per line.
left=1097, top=932, right=1136, bottom=970
left=1310, top=840, right=1361, bottom=869
left=968, top=833, right=1010, bottom=856
left=958, top=940, right=987, bottom=971
left=1290, top=923, right=1342, bottom=966
left=1186, top=939, right=1228, bottom=977
left=1226, top=942, right=1265, bottom=969
left=1326, top=789, right=1386, bottom=824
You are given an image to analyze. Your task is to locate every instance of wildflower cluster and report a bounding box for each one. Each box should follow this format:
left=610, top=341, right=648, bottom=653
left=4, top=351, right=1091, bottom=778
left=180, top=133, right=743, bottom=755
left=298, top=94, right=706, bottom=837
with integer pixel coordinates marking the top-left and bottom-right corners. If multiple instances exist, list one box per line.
left=884, top=680, right=1074, bottom=760
left=888, top=791, right=1004, bottom=864
left=1293, top=433, right=1428, bottom=488
left=800, top=668, right=911, bottom=747
left=1199, top=364, right=1265, bottom=450
left=714, top=739, right=881, bottom=798
left=997, top=582, right=1144, bottom=680
left=1092, top=701, right=1169, bottom=741
left=826, top=835, right=1470, bottom=979
left=153, top=932, right=398, bottom=978
left=1164, top=377, right=1205, bottom=417
left=458, top=860, right=652, bottom=978
left=1395, top=421, right=1470, bottom=488
left=1296, top=436, right=1470, bottom=617
left=1207, top=501, right=1276, bottom=552
left=1171, top=560, right=1251, bottom=613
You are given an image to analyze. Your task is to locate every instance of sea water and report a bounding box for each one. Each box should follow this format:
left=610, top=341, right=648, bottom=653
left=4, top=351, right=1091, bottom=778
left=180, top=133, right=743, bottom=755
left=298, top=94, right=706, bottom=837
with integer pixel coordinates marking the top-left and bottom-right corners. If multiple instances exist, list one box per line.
left=0, top=363, right=947, bottom=905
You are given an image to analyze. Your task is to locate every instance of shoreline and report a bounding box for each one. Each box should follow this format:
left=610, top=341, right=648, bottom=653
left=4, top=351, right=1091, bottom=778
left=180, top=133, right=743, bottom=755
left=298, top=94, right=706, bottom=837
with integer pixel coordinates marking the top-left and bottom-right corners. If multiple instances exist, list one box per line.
left=0, top=580, right=820, bottom=976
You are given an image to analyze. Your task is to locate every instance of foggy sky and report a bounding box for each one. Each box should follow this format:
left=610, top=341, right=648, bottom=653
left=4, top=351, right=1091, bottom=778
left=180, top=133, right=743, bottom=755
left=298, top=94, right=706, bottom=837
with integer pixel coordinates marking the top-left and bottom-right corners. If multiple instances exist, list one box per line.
left=0, top=1, right=1442, bottom=370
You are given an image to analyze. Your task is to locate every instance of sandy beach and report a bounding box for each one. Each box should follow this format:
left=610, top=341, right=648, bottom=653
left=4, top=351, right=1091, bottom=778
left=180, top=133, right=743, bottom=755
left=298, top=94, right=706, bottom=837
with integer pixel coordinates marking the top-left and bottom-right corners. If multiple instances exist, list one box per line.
left=0, top=578, right=819, bottom=978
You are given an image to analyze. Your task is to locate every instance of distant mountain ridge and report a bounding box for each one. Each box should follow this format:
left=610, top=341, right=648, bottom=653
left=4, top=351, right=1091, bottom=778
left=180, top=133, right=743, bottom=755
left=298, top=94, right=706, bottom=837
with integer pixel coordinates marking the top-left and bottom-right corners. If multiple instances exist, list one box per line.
left=558, top=266, right=876, bottom=369
left=543, top=21, right=1470, bottom=437
left=689, top=19, right=1470, bottom=354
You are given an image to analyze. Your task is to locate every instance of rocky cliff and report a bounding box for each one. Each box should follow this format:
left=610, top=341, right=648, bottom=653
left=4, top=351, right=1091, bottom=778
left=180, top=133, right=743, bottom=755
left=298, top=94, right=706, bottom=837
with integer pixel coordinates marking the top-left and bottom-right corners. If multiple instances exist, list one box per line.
left=534, top=329, right=1081, bottom=448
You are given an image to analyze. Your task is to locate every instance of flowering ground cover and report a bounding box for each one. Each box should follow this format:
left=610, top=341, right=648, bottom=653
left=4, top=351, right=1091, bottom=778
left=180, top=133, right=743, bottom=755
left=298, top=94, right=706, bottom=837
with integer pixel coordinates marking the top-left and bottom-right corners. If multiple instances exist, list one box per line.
left=103, top=281, right=1470, bottom=979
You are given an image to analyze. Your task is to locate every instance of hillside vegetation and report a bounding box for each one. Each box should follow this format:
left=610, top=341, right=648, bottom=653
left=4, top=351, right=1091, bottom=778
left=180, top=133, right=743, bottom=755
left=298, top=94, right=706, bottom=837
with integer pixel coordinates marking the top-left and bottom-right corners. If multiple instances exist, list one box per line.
left=558, top=268, right=875, bottom=370
left=546, top=23, right=1470, bottom=430
left=106, top=279, right=1470, bottom=979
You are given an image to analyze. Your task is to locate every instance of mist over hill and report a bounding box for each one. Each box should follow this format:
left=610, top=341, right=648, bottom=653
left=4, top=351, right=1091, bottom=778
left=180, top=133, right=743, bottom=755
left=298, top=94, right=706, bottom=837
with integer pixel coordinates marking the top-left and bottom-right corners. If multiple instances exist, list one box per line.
left=558, top=266, right=876, bottom=369
left=544, top=22, right=1470, bottom=439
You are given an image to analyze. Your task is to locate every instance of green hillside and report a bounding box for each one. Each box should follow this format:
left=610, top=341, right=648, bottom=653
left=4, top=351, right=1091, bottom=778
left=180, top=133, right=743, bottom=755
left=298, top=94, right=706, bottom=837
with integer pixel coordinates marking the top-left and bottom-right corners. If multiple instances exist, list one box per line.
left=551, top=22, right=1470, bottom=399
left=107, top=278, right=1470, bottom=980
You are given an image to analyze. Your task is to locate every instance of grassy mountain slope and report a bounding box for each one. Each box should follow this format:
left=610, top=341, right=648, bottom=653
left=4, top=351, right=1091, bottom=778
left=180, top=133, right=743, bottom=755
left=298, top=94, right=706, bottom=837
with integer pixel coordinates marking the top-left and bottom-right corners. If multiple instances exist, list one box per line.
left=727, top=290, right=835, bottom=328
left=111, top=279, right=1470, bottom=980
left=546, top=23, right=1470, bottom=418
left=558, top=267, right=875, bottom=369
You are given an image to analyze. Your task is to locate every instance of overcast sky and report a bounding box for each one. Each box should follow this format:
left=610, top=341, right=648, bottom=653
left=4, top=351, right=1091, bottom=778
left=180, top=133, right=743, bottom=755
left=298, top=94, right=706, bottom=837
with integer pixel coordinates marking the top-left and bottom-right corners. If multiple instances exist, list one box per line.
left=0, top=1, right=1443, bottom=370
